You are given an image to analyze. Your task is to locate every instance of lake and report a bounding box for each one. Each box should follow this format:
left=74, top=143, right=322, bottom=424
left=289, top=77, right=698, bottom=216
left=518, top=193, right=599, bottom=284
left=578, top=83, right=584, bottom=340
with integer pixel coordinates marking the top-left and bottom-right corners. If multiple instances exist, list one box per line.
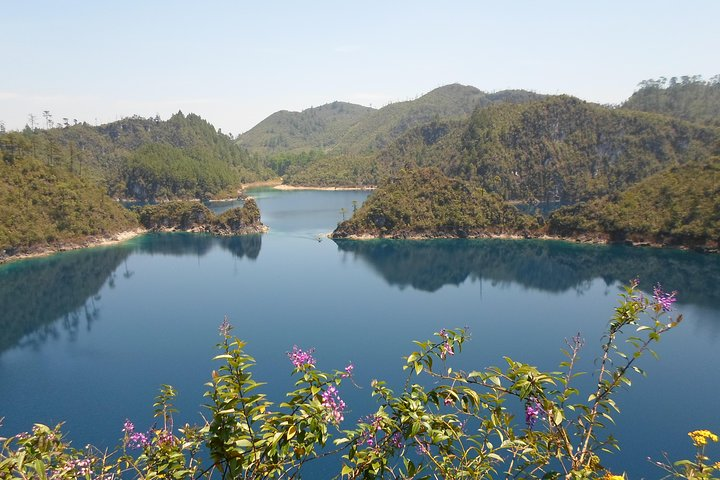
left=1, top=188, right=719, bottom=478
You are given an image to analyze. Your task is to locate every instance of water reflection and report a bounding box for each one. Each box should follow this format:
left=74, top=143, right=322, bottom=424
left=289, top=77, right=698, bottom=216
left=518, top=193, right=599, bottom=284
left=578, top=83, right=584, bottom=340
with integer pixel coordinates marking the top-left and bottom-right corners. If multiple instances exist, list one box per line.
left=333, top=238, right=720, bottom=308
left=0, top=247, right=132, bottom=353
left=135, top=232, right=262, bottom=260
left=0, top=233, right=263, bottom=354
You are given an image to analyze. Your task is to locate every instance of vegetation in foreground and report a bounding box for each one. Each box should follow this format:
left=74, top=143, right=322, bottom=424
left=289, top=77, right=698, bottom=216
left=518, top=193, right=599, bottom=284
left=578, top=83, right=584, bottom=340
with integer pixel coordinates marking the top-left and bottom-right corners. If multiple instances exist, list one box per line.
left=1, top=282, right=718, bottom=479
left=332, top=168, right=538, bottom=239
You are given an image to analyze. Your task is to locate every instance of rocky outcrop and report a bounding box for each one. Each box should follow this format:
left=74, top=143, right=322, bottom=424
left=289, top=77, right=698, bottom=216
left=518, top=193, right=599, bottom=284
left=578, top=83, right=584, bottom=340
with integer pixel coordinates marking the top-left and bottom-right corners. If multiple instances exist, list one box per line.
left=137, top=199, right=266, bottom=235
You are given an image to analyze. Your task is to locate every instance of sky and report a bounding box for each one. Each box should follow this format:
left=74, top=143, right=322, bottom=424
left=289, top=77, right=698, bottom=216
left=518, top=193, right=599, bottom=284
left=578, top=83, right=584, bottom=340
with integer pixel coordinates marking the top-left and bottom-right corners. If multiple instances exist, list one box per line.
left=2, top=0, right=719, bottom=136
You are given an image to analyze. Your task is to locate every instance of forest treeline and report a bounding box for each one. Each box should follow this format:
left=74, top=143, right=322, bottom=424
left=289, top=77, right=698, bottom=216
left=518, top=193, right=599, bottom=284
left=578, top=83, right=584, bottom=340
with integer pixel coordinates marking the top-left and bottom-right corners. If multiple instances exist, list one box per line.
left=1, top=76, right=719, bottom=256
left=1, top=111, right=274, bottom=202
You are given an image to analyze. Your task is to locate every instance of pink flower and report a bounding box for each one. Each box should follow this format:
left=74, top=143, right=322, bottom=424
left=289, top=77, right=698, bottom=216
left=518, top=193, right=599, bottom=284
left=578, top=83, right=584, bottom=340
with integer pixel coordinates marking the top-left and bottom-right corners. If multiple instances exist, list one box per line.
left=288, top=345, right=316, bottom=368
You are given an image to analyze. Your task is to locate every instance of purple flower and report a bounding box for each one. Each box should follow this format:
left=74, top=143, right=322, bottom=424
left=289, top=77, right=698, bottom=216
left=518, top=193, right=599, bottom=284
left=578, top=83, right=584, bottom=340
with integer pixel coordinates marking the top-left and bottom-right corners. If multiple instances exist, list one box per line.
left=128, top=431, right=150, bottom=449
left=219, top=316, right=232, bottom=337
left=288, top=345, right=316, bottom=368
left=440, top=342, right=454, bottom=360
left=66, top=458, right=92, bottom=476
left=390, top=432, right=404, bottom=449
left=157, top=429, right=174, bottom=446
left=653, top=284, right=677, bottom=312
left=342, top=363, right=354, bottom=378
left=525, top=398, right=543, bottom=429
left=122, top=419, right=134, bottom=434
left=320, top=385, right=346, bottom=423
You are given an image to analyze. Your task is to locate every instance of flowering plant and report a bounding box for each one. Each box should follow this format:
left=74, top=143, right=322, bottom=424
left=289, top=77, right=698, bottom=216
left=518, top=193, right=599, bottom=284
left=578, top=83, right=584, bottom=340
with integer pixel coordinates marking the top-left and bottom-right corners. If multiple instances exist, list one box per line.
left=1, top=282, right=714, bottom=480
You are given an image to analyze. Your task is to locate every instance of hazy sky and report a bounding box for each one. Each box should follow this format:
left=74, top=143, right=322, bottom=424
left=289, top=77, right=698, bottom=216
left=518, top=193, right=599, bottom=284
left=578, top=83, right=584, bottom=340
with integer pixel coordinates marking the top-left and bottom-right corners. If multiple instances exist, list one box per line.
left=2, top=1, right=718, bottom=135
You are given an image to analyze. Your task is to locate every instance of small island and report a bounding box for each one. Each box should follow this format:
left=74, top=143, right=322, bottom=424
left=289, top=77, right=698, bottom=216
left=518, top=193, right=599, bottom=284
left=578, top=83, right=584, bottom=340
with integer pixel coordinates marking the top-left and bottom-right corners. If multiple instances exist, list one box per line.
left=332, top=164, right=720, bottom=254
left=331, top=168, right=539, bottom=239
left=137, top=198, right=267, bottom=235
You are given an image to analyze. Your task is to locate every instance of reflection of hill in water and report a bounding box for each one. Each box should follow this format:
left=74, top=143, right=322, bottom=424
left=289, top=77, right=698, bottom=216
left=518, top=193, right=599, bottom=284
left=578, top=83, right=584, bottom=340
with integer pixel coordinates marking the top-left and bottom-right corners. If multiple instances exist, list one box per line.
left=334, top=239, right=720, bottom=308
left=134, top=233, right=262, bottom=260
left=0, top=233, right=263, bottom=354
left=0, top=246, right=133, bottom=353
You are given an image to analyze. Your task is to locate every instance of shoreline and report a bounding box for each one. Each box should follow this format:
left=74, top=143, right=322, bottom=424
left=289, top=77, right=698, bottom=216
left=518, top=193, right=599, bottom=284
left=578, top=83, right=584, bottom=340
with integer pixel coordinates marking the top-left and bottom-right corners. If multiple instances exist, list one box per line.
left=273, top=184, right=376, bottom=191
left=330, top=231, right=718, bottom=253
left=0, top=228, right=148, bottom=265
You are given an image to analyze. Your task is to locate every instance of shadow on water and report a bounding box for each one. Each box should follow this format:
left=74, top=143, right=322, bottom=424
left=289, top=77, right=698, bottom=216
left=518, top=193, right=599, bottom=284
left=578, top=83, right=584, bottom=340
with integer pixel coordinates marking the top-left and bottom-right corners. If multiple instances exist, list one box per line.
left=333, top=238, right=720, bottom=308
left=0, top=246, right=133, bottom=353
left=134, top=232, right=262, bottom=260
left=0, top=233, right=263, bottom=354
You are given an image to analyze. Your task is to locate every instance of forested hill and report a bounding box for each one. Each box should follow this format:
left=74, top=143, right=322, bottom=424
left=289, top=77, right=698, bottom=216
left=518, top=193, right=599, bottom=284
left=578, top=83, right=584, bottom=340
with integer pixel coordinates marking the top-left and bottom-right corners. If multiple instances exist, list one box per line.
left=547, top=157, right=720, bottom=251
left=0, top=156, right=138, bottom=259
left=236, top=101, right=375, bottom=155
left=240, top=84, right=543, bottom=158
left=326, top=84, right=543, bottom=154
left=0, top=112, right=274, bottom=201
left=374, top=95, right=720, bottom=203
left=622, top=76, right=720, bottom=126
left=332, top=168, right=537, bottom=239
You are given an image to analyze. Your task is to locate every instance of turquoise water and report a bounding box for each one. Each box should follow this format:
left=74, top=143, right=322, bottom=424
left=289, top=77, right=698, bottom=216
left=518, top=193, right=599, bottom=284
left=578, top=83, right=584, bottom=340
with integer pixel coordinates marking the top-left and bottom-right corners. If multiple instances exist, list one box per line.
left=1, top=188, right=718, bottom=478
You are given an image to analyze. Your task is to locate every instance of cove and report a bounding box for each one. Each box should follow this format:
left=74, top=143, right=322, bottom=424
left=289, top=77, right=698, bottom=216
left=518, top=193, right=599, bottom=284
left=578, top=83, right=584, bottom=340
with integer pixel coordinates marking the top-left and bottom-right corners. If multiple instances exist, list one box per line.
left=0, top=188, right=718, bottom=479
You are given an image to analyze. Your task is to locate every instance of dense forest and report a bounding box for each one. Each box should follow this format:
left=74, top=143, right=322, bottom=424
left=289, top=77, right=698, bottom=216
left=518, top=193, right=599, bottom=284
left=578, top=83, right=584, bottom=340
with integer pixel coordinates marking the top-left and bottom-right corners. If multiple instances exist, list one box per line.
left=240, top=84, right=544, bottom=185
left=332, top=168, right=538, bottom=239
left=0, top=112, right=274, bottom=202
left=373, top=96, right=719, bottom=203
left=2, top=76, right=719, bottom=257
left=250, top=86, right=719, bottom=204
left=0, top=155, right=139, bottom=258
left=0, top=111, right=276, bottom=259
left=622, top=75, right=720, bottom=126
left=548, top=157, right=720, bottom=250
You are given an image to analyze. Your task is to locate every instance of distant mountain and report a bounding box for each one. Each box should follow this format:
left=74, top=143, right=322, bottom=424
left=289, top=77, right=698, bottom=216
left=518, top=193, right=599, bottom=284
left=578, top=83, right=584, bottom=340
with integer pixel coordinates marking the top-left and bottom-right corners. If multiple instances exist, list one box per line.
left=328, top=84, right=541, bottom=154
left=374, top=95, right=720, bottom=203
left=622, top=75, right=720, bottom=126
left=237, top=101, right=374, bottom=154
left=241, top=84, right=543, bottom=158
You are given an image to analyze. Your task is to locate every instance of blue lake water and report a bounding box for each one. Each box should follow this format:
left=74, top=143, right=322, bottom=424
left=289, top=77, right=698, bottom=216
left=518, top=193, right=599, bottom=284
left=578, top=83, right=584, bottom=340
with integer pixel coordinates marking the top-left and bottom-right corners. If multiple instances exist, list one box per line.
left=1, top=188, right=719, bottom=478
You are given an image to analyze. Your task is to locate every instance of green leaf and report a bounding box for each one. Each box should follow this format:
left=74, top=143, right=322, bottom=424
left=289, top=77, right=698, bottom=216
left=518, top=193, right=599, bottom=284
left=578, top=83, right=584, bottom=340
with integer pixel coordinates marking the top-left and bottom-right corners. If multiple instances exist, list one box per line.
left=415, top=362, right=423, bottom=375
left=236, top=438, right=253, bottom=448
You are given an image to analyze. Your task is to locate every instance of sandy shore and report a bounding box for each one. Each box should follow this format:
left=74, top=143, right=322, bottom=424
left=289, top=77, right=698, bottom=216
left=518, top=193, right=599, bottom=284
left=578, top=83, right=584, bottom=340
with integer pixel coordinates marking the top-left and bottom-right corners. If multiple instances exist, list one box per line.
left=273, top=184, right=376, bottom=191
left=0, top=228, right=148, bottom=265
left=241, top=179, right=283, bottom=189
